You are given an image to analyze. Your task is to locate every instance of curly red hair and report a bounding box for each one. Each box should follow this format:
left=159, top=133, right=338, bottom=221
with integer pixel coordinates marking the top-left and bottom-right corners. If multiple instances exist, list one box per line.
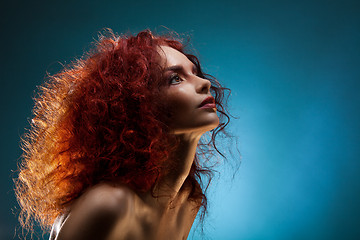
left=15, top=29, right=231, bottom=234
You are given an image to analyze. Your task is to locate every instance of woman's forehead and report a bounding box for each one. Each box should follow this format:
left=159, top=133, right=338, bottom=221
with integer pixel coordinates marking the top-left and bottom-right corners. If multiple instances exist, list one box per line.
left=158, top=45, right=193, bottom=69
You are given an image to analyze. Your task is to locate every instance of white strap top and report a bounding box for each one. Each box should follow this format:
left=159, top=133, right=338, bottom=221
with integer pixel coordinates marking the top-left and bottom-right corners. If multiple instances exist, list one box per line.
left=49, top=212, right=70, bottom=240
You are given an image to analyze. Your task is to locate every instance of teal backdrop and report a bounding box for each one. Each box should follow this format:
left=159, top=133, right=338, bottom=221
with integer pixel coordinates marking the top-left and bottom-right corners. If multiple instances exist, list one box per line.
left=1, top=0, right=360, bottom=239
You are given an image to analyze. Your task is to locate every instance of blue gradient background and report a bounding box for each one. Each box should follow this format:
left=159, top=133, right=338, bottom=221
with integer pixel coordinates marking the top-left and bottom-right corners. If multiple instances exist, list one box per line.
left=1, top=0, right=360, bottom=239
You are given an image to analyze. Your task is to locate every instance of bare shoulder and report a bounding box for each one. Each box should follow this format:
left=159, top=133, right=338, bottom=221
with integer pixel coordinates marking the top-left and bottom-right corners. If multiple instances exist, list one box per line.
left=55, top=183, right=135, bottom=240
left=75, top=183, right=135, bottom=213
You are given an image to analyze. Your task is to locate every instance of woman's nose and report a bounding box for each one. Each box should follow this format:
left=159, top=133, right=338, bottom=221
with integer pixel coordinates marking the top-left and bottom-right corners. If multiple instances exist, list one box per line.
left=196, top=77, right=211, bottom=94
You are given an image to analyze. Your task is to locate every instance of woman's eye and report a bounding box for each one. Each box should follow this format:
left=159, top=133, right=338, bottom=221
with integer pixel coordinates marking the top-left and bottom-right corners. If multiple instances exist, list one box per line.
left=169, top=74, right=183, bottom=84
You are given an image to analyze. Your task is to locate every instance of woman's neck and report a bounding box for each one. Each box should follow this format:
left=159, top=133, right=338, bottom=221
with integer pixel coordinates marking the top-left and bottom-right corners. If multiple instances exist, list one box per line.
left=144, top=133, right=201, bottom=209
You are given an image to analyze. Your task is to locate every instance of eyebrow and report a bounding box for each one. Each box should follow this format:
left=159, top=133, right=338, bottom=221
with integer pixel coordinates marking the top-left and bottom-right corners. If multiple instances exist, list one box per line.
left=164, top=64, right=198, bottom=74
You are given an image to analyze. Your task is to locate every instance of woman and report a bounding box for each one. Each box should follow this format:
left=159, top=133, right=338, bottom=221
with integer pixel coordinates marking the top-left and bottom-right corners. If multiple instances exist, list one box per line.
left=15, top=29, right=232, bottom=239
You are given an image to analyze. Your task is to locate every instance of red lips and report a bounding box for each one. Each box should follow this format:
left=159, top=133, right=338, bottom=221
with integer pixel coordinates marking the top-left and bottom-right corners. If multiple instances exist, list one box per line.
left=199, top=96, right=216, bottom=108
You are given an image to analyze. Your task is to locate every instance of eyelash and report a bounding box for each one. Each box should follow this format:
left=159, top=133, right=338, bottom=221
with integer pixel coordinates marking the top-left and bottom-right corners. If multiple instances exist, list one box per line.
left=169, top=73, right=183, bottom=84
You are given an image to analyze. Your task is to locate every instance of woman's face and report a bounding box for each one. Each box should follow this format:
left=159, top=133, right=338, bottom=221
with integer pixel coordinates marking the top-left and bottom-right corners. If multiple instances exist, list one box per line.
left=158, top=45, right=219, bottom=136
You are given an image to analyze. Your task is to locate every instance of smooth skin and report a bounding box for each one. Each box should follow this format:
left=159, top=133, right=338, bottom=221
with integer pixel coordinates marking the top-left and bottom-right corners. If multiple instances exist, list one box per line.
left=52, top=46, right=219, bottom=240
